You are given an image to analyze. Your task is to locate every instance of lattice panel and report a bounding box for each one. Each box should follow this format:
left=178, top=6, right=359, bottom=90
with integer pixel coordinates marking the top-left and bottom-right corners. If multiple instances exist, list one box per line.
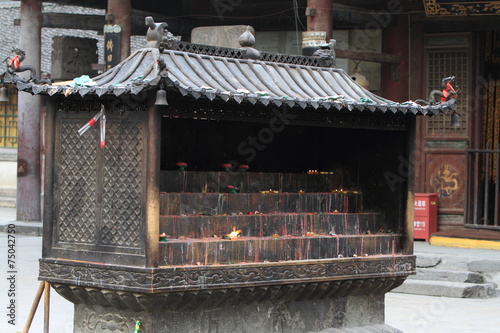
left=174, top=42, right=323, bottom=67
left=57, top=120, right=98, bottom=244
left=426, top=49, right=469, bottom=135
left=176, top=42, right=245, bottom=59
left=260, top=51, right=322, bottom=67
left=0, top=86, right=18, bottom=148
left=100, top=121, right=143, bottom=248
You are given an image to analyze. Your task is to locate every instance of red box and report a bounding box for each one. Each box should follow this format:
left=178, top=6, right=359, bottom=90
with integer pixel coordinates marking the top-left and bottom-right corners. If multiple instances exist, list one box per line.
left=413, top=193, right=438, bottom=242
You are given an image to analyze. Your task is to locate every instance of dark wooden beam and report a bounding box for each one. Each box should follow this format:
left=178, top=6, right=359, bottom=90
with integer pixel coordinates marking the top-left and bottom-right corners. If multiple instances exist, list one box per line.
left=14, top=13, right=105, bottom=31
left=43, top=13, right=104, bottom=30
left=410, top=12, right=500, bottom=31
left=14, top=12, right=195, bottom=37
left=336, top=49, right=400, bottom=64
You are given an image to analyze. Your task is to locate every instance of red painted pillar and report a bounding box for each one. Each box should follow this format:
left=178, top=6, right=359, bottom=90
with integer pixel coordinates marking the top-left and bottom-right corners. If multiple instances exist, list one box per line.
left=17, top=0, right=42, bottom=221
left=107, top=0, right=131, bottom=61
left=381, top=15, right=409, bottom=102
left=307, top=0, right=333, bottom=41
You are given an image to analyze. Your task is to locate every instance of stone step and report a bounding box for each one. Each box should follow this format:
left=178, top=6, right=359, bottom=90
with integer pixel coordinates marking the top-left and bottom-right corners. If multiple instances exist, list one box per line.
left=160, top=192, right=361, bottom=215
left=391, top=279, right=496, bottom=298
left=0, top=188, right=16, bottom=197
left=159, top=234, right=401, bottom=266
left=0, top=196, right=16, bottom=208
left=160, top=212, right=383, bottom=239
left=0, top=221, right=42, bottom=236
left=0, top=188, right=16, bottom=208
left=408, top=268, right=484, bottom=283
left=467, top=259, right=500, bottom=273
left=416, top=253, right=471, bottom=271
left=160, top=171, right=341, bottom=194
left=416, top=254, right=441, bottom=268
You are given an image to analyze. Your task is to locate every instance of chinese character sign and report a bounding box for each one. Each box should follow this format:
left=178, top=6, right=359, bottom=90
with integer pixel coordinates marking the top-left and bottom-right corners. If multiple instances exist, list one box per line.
left=104, top=24, right=121, bottom=71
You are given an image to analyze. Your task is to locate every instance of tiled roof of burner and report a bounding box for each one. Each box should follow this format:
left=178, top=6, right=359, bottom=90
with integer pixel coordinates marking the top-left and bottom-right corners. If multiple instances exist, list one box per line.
left=15, top=26, right=455, bottom=116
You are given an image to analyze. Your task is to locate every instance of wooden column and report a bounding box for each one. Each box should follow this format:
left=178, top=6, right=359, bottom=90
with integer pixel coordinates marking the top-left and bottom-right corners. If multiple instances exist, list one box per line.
left=306, top=0, right=333, bottom=41
left=381, top=14, right=409, bottom=102
left=107, top=0, right=131, bottom=61
left=42, top=99, right=55, bottom=258
left=409, top=19, right=426, bottom=194
left=17, top=0, right=42, bottom=221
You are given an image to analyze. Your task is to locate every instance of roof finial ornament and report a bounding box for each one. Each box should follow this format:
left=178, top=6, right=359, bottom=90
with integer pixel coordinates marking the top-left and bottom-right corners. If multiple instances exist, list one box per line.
left=145, top=16, right=181, bottom=51
left=312, top=39, right=336, bottom=68
left=239, top=26, right=260, bottom=60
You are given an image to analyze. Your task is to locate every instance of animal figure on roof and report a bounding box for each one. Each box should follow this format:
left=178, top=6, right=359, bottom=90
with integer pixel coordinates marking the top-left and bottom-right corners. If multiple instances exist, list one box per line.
left=4, top=47, right=51, bottom=84
left=415, top=76, right=458, bottom=106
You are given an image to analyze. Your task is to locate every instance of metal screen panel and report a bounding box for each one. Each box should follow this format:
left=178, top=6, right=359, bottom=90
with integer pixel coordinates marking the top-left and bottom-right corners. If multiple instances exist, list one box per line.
left=101, top=121, right=143, bottom=248
left=57, top=120, right=98, bottom=244
left=55, top=111, right=145, bottom=251
left=0, top=86, right=17, bottom=148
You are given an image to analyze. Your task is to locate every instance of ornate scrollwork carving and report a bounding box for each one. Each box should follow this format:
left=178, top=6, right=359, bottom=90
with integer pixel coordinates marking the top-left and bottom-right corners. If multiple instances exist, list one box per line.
left=52, top=275, right=407, bottom=311
left=40, top=256, right=415, bottom=293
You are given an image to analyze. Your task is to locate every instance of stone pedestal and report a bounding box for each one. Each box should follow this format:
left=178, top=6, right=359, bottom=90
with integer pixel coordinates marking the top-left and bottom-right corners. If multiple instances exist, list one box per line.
left=74, top=294, right=401, bottom=333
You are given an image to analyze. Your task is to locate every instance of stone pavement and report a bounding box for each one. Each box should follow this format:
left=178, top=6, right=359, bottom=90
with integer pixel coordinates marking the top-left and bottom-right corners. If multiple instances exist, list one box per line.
left=1, top=206, right=500, bottom=333
left=0, top=207, right=72, bottom=333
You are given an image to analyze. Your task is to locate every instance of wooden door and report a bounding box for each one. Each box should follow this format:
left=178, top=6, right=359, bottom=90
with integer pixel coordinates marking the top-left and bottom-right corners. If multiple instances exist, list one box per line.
left=415, top=33, right=473, bottom=230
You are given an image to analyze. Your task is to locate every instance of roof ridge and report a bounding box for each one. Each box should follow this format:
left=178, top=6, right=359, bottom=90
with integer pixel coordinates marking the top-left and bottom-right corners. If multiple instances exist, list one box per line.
left=168, top=41, right=330, bottom=68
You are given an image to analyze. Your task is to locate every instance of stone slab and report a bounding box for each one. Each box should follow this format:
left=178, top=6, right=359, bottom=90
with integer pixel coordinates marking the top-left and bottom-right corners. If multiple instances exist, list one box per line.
left=483, top=272, right=500, bottom=288
left=468, top=259, right=500, bottom=272
left=392, top=279, right=496, bottom=298
left=416, top=254, right=441, bottom=268
left=408, top=268, right=484, bottom=283
left=0, top=221, right=43, bottom=236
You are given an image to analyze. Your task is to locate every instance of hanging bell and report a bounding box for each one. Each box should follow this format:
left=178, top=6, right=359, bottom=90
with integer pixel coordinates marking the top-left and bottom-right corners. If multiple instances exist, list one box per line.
left=0, top=86, right=8, bottom=103
left=450, top=112, right=460, bottom=128
left=155, top=88, right=168, bottom=106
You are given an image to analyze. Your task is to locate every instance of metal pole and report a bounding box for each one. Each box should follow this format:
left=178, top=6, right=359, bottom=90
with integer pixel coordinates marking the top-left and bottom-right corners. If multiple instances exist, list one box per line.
left=43, top=282, right=50, bottom=333
left=495, top=145, right=499, bottom=226
left=465, top=150, right=471, bottom=225
left=17, top=0, right=43, bottom=221
left=484, top=144, right=490, bottom=226
left=473, top=151, right=480, bottom=225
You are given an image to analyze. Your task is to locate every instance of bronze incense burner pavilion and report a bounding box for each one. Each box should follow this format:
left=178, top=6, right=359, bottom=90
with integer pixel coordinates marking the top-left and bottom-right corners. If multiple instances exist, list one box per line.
left=16, top=18, right=455, bottom=333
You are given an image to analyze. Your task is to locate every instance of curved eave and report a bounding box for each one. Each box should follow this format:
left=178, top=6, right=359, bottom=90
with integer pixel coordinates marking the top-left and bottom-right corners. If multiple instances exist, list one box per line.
left=15, top=47, right=456, bottom=116
left=16, top=48, right=162, bottom=98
